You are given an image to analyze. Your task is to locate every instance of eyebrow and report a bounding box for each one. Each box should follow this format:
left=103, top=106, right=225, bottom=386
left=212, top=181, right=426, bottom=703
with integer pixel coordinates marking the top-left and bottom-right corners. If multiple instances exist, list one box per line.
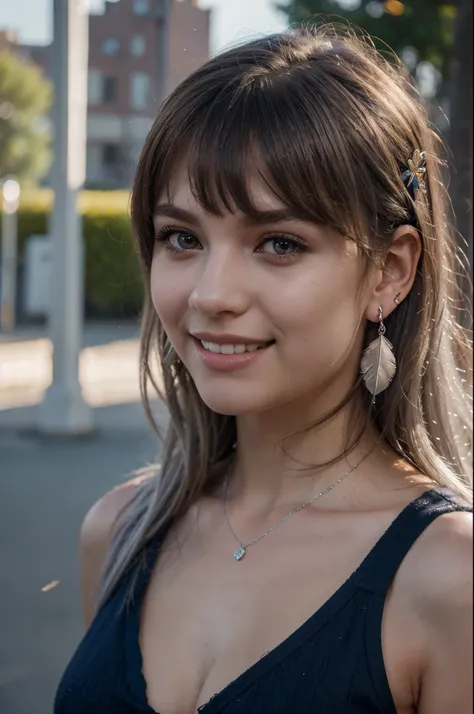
left=153, top=203, right=303, bottom=227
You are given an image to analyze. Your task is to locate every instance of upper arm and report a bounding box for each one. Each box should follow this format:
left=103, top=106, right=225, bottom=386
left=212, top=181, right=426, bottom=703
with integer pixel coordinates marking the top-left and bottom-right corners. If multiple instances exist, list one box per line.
left=416, top=511, right=473, bottom=714
left=79, top=475, right=152, bottom=629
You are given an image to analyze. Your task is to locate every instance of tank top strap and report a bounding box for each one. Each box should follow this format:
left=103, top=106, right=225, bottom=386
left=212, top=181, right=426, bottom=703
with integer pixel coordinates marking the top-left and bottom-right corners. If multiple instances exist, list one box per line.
left=351, top=487, right=472, bottom=596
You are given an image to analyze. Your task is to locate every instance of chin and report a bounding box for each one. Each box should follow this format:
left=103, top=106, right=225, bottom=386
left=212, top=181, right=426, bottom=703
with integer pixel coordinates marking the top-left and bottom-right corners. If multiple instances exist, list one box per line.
left=194, top=382, right=275, bottom=416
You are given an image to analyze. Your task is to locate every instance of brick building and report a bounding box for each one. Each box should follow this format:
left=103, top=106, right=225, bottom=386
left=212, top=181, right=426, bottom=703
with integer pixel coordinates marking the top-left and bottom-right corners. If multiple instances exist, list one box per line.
left=13, top=0, right=210, bottom=187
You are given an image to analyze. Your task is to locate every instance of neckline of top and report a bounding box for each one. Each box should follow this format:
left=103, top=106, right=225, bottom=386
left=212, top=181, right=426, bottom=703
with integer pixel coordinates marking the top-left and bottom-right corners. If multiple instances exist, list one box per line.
left=124, top=486, right=463, bottom=713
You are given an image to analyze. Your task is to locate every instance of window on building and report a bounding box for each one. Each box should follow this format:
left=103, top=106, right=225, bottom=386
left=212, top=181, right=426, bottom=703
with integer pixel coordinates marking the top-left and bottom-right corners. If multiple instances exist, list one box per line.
left=103, top=76, right=118, bottom=103
left=130, top=72, right=150, bottom=110
left=103, top=144, right=120, bottom=167
left=130, top=35, right=146, bottom=57
left=133, top=0, right=149, bottom=15
left=88, top=69, right=103, bottom=105
left=88, top=70, right=118, bottom=105
left=102, top=38, right=120, bottom=56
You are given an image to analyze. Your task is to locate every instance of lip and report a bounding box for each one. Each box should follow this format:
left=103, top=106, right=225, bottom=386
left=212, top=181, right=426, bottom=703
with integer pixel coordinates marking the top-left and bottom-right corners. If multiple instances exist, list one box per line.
left=191, top=331, right=271, bottom=346
left=192, top=337, right=272, bottom=372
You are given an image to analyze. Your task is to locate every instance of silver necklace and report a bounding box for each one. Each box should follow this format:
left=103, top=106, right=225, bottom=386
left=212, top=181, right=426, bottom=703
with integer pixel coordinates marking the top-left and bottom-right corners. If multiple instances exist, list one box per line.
left=223, top=459, right=363, bottom=561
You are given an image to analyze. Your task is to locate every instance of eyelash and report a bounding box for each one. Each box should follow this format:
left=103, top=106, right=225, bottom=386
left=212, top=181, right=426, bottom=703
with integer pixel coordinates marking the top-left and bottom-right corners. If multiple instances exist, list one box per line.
left=154, top=226, right=307, bottom=261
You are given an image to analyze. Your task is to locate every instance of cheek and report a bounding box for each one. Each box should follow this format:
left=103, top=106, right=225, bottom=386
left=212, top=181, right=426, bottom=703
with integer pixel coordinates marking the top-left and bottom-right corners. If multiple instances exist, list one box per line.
left=269, top=266, right=363, bottom=366
left=272, top=265, right=360, bottom=330
left=150, top=258, right=189, bottom=334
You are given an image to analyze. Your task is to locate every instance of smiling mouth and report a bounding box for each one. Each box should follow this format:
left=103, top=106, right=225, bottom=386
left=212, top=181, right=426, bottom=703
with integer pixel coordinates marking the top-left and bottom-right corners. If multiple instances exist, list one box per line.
left=199, top=340, right=275, bottom=355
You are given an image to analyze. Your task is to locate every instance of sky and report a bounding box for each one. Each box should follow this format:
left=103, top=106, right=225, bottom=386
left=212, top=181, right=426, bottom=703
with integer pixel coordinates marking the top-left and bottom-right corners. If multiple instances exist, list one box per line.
left=0, top=0, right=289, bottom=53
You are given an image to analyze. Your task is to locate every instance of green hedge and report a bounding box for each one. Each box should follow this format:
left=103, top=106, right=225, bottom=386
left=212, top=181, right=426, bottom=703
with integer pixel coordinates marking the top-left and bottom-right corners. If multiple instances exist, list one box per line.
left=1, top=190, right=144, bottom=317
left=83, top=209, right=143, bottom=317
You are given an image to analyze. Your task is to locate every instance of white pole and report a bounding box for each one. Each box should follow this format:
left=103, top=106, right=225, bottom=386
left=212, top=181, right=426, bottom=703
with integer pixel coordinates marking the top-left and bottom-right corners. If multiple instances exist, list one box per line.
left=38, top=0, right=93, bottom=435
left=1, top=178, right=20, bottom=332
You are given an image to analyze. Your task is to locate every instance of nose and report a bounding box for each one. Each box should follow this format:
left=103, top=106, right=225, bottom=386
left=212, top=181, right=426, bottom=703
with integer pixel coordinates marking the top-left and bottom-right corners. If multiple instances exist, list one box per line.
left=188, top=248, right=250, bottom=318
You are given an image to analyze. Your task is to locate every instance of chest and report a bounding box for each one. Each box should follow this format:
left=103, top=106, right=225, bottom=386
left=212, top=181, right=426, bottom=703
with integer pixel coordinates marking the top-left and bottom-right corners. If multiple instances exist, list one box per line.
left=139, top=512, right=420, bottom=714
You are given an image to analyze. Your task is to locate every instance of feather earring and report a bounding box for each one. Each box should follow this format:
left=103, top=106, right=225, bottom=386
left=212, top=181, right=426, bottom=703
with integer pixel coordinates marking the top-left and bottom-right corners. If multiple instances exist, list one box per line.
left=361, top=306, right=396, bottom=403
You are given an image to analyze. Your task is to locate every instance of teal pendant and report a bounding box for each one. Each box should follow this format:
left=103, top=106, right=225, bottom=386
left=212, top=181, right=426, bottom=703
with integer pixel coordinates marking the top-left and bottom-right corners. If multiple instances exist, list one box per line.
left=233, top=545, right=246, bottom=561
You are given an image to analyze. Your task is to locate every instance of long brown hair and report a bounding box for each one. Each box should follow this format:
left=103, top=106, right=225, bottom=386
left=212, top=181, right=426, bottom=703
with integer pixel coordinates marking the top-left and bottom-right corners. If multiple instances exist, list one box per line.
left=98, top=23, right=472, bottom=607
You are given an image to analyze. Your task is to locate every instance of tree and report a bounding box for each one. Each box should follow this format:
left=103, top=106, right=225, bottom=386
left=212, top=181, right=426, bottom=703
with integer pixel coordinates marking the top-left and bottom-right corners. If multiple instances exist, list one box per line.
left=278, top=0, right=472, bottom=294
left=278, top=1, right=457, bottom=100
left=448, top=0, right=473, bottom=280
left=0, top=50, right=53, bottom=185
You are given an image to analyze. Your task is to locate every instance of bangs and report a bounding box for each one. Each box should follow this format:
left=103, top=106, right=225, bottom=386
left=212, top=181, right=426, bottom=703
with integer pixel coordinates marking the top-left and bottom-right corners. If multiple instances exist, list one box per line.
left=133, top=34, right=410, bottom=269
left=156, top=71, right=370, bottom=241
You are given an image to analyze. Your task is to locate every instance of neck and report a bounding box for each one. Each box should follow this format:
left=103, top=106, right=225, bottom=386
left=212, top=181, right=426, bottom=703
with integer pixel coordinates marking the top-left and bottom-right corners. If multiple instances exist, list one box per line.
left=230, top=388, right=380, bottom=512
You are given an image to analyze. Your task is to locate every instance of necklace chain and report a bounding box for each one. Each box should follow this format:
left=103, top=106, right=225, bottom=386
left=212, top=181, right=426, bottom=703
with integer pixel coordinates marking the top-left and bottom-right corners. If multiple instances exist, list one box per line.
left=223, top=457, right=364, bottom=561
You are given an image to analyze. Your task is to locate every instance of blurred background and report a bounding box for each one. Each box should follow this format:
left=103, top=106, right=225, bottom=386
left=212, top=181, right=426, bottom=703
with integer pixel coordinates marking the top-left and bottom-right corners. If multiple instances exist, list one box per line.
left=0, top=1, right=471, bottom=712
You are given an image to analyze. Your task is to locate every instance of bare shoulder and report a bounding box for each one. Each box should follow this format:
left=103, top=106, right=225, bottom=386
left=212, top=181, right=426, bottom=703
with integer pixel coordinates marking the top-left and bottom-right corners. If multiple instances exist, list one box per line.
left=405, top=508, right=472, bottom=613
left=398, top=508, right=473, bottom=713
left=80, top=473, right=156, bottom=627
left=384, top=512, right=473, bottom=714
left=80, top=473, right=154, bottom=554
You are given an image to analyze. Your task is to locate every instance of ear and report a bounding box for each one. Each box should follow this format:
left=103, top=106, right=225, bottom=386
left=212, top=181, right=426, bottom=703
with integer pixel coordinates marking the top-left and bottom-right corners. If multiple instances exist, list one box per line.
left=365, top=225, right=422, bottom=323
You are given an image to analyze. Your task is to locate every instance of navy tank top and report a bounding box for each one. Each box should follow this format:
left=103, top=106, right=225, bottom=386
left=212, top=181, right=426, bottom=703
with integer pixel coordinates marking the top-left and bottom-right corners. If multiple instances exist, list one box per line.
left=54, top=487, right=471, bottom=713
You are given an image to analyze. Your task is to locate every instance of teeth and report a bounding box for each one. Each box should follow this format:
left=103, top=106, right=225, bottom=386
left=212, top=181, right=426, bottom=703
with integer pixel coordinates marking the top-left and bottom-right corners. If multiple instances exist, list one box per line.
left=200, top=341, right=264, bottom=354
left=221, top=344, right=236, bottom=355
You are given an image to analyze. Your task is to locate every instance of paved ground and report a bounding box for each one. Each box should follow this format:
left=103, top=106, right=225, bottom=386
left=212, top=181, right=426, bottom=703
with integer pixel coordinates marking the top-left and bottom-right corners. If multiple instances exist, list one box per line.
left=0, top=321, right=145, bottom=415
left=0, top=322, right=167, bottom=714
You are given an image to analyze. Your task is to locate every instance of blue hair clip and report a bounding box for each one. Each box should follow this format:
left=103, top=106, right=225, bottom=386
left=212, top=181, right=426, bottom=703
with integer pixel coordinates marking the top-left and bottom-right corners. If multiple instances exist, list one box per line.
left=402, top=149, right=427, bottom=195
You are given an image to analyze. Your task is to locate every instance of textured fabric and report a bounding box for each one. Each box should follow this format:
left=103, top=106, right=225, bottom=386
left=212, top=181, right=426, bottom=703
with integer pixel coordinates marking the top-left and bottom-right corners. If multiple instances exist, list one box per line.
left=54, top=488, right=472, bottom=714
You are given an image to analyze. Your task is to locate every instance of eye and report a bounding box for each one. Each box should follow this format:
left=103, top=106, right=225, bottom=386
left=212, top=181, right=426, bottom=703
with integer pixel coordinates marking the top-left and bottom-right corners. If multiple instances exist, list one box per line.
left=155, top=227, right=202, bottom=252
left=257, top=235, right=305, bottom=258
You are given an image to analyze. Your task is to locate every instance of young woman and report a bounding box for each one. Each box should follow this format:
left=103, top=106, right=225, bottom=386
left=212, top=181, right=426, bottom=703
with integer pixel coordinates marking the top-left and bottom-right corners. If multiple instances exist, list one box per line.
left=55, top=24, right=472, bottom=714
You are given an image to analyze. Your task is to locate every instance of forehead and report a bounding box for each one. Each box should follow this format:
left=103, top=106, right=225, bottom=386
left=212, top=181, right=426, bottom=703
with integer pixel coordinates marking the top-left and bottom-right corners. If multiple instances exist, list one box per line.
left=158, top=157, right=288, bottom=216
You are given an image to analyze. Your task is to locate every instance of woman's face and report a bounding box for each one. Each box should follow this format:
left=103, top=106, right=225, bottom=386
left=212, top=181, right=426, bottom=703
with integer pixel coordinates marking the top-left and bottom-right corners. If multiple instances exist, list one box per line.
left=151, top=166, right=370, bottom=416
